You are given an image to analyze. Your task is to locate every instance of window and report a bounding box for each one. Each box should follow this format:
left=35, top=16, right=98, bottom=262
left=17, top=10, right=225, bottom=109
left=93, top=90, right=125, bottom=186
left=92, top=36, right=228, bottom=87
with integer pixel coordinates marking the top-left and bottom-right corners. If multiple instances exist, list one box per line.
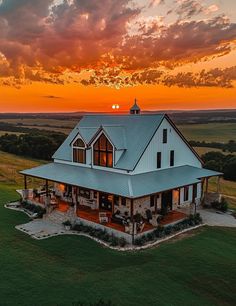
left=184, top=186, right=189, bottom=201
left=157, top=152, right=161, bottom=169
left=170, top=150, right=174, bottom=167
left=163, top=129, right=167, bottom=143
left=93, top=133, right=113, bottom=167
left=73, top=138, right=86, bottom=164
left=121, top=197, right=126, bottom=206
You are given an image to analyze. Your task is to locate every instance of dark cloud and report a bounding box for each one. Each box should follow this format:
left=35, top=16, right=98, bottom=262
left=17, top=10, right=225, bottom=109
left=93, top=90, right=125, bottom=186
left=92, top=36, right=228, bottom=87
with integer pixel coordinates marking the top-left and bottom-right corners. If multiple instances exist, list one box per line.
left=0, top=0, right=235, bottom=89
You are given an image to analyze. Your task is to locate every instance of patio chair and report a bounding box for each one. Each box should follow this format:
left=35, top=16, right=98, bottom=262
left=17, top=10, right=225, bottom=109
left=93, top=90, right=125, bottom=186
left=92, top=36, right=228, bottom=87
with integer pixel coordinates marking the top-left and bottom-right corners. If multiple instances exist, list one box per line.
left=99, top=212, right=108, bottom=224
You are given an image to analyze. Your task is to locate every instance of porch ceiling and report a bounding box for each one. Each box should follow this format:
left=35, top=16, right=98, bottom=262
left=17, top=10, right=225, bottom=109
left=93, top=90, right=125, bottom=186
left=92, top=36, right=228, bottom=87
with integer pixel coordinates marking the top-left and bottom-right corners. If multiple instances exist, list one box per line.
left=20, top=163, right=222, bottom=198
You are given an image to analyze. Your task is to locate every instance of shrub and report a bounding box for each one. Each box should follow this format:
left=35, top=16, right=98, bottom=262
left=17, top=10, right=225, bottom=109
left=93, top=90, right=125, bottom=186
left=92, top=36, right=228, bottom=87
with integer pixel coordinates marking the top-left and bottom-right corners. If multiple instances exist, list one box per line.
left=211, top=198, right=228, bottom=212
left=119, top=237, right=127, bottom=247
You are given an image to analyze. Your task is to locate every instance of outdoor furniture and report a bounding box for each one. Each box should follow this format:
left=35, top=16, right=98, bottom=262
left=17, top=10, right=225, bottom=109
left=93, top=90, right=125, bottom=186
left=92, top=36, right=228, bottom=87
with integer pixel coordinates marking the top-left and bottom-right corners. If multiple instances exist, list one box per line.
left=111, top=213, right=127, bottom=225
left=99, top=212, right=108, bottom=224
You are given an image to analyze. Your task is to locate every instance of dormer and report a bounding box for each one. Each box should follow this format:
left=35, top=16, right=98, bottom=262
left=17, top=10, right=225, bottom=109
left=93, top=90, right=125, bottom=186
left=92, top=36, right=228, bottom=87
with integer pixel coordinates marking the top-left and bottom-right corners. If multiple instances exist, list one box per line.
left=93, top=132, right=114, bottom=168
left=72, top=136, right=86, bottom=164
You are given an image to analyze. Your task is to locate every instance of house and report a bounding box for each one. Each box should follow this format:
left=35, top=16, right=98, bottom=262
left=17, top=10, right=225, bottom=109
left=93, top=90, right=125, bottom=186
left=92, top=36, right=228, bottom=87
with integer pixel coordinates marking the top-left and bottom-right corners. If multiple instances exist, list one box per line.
left=20, top=102, right=221, bottom=243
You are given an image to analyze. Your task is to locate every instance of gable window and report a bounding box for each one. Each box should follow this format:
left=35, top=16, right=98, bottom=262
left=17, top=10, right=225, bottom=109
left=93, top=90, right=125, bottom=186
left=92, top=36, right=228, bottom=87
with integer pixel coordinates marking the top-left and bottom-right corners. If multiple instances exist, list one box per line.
left=170, top=150, right=174, bottom=167
left=184, top=186, right=189, bottom=201
left=73, top=138, right=86, bottom=164
left=157, top=152, right=161, bottom=169
left=93, top=133, right=113, bottom=167
left=163, top=129, right=167, bottom=143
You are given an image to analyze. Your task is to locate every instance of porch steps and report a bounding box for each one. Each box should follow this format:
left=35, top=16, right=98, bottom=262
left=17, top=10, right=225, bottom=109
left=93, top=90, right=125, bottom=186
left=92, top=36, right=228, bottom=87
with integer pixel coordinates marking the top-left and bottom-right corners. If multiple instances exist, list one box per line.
left=44, top=210, right=68, bottom=225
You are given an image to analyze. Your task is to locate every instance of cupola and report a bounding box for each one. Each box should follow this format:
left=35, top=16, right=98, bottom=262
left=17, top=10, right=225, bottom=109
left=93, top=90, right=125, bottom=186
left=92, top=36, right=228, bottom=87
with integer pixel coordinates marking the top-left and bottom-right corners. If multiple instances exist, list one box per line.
left=130, top=98, right=141, bottom=115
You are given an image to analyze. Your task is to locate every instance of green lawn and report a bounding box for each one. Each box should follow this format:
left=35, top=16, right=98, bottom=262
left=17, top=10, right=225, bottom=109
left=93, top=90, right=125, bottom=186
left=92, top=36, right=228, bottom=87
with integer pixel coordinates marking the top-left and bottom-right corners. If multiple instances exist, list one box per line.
left=179, top=123, right=236, bottom=142
left=0, top=184, right=236, bottom=306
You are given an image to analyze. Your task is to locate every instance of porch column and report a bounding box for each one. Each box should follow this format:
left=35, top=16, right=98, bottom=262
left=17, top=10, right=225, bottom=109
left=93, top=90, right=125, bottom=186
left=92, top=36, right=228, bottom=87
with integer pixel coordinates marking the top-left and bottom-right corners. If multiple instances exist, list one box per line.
left=192, top=184, right=197, bottom=214
left=130, top=199, right=134, bottom=244
left=178, top=188, right=181, bottom=206
left=201, top=178, right=205, bottom=199
left=205, top=178, right=209, bottom=196
left=24, top=175, right=27, bottom=190
left=111, top=195, right=115, bottom=214
left=75, top=187, right=78, bottom=216
left=45, top=180, right=50, bottom=210
left=217, top=176, right=220, bottom=193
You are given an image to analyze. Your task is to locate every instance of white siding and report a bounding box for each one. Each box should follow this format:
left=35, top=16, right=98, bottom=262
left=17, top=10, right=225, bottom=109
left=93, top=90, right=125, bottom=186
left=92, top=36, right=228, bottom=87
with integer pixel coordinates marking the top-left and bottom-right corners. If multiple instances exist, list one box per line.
left=133, top=118, right=201, bottom=174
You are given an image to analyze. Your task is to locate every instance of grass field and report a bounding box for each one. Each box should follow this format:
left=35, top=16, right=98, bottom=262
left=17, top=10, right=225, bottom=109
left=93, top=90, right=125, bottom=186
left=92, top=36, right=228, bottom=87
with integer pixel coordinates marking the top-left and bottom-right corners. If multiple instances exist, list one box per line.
left=179, top=123, right=236, bottom=142
left=0, top=184, right=236, bottom=306
left=193, top=147, right=227, bottom=156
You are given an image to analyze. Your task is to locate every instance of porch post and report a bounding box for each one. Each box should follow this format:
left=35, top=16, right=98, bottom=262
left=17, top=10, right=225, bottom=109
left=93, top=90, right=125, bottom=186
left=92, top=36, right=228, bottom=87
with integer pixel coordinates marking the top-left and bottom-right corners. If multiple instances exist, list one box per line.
left=130, top=198, right=134, bottom=244
left=178, top=188, right=181, bottom=206
left=24, top=175, right=27, bottom=190
left=192, top=184, right=197, bottom=214
left=111, top=195, right=114, bottom=214
left=217, top=176, right=220, bottom=193
left=45, top=180, right=49, bottom=197
left=205, top=178, right=209, bottom=196
left=75, top=187, right=78, bottom=216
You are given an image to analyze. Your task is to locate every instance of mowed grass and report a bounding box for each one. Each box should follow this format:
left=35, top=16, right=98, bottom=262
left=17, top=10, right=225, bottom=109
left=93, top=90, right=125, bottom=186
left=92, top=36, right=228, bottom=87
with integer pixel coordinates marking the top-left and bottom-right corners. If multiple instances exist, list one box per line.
left=178, top=123, right=236, bottom=142
left=0, top=184, right=236, bottom=306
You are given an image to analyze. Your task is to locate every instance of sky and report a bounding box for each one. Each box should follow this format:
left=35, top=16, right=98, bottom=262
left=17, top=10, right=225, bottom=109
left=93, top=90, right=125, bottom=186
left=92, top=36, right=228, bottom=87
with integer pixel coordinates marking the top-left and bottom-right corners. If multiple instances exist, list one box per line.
left=0, top=0, right=236, bottom=112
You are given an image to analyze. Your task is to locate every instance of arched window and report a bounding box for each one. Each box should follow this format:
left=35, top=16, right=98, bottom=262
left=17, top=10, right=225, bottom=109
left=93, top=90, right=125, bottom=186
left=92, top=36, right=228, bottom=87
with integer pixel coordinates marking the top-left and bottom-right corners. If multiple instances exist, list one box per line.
left=73, top=138, right=86, bottom=164
left=93, top=134, right=113, bottom=168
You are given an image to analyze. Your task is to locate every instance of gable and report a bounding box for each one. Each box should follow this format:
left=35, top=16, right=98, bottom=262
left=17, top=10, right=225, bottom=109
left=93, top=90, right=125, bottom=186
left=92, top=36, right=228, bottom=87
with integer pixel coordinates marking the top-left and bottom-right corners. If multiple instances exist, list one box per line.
left=133, top=116, right=202, bottom=173
left=53, top=114, right=165, bottom=170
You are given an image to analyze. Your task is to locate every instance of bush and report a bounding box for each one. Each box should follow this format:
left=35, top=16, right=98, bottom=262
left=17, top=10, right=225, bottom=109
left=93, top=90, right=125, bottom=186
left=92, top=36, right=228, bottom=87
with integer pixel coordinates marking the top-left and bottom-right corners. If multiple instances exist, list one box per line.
left=21, top=201, right=46, bottom=218
left=72, top=223, right=128, bottom=247
left=211, top=198, right=228, bottom=212
left=119, top=237, right=127, bottom=247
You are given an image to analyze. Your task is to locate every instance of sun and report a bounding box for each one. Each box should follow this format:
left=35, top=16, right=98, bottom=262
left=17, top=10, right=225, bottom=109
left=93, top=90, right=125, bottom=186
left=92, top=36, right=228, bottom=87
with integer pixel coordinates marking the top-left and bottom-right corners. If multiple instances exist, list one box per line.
left=112, top=104, right=120, bottom=110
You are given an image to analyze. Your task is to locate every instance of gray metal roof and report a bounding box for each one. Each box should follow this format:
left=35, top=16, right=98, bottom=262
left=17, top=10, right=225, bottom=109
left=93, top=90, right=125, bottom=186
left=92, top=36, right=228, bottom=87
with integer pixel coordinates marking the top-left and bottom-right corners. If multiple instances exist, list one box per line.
left=20, top=163, right=222, bottom=198
left=53, top=114, right=165, bottom=170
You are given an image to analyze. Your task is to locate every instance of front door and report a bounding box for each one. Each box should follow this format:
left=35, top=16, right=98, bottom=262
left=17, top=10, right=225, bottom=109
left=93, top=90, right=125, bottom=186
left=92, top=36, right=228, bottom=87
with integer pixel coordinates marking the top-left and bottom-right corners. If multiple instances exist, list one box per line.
left=161, top=191, right=173, bottom=215
left=99, top=192, right=113, bottom=211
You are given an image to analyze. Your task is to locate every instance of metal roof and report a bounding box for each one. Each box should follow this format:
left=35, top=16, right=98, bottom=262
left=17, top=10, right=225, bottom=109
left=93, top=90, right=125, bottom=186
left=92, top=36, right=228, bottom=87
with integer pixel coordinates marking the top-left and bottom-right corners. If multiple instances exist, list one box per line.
left=53, top=114, right=165, bottom=170
left=20, top=163, right=222, bottom=198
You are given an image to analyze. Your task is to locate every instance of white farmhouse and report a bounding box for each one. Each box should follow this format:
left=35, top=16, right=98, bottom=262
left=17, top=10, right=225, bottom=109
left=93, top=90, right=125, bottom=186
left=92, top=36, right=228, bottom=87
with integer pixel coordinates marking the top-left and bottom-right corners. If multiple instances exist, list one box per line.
left=20, top=102, right=221, bottom=243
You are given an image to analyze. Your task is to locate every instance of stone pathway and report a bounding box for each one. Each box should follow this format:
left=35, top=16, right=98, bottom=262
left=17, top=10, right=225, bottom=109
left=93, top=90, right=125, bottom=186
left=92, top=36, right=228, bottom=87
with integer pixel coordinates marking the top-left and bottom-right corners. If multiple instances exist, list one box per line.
left=16, top=219, right=66, bottom=239
left=198, top=208, right=236, bottom=227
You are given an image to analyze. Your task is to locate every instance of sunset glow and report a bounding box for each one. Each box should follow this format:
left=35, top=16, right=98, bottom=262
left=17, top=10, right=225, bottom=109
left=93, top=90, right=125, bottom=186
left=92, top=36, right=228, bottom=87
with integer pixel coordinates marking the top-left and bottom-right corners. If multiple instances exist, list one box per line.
left=0, top=0, right=236, bottom=112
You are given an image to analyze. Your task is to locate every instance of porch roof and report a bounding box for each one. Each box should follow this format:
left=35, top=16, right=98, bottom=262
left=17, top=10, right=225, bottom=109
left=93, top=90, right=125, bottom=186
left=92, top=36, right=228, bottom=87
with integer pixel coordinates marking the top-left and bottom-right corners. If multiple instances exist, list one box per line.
left=20, top=163, right=222, bottom=198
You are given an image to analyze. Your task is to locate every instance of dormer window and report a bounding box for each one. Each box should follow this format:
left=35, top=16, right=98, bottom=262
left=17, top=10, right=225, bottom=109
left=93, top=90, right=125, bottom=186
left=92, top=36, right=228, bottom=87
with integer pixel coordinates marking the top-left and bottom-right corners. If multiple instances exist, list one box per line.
left=73, top=138, right=86, bottom=164
left=93, top=133, right=113, bottom=168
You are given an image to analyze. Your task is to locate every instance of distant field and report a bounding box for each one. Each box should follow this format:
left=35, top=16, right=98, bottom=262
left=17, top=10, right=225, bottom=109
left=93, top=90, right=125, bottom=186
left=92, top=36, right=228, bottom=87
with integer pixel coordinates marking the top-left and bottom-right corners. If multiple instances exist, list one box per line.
left=178, top=123, right=236, bottom=142
left=0, top=118, right=77, bottom=128
left=193, top=147, right=225, bottom=156
left=0, top=131, right=24, bottom=136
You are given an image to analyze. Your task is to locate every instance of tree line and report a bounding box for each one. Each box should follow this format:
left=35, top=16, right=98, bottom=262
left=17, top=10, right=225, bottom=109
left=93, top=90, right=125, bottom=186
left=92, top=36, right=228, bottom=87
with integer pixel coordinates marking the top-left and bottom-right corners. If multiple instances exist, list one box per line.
left=202, top=151, right=236, bottom=181
left=0, top=131, right=66, bottom=160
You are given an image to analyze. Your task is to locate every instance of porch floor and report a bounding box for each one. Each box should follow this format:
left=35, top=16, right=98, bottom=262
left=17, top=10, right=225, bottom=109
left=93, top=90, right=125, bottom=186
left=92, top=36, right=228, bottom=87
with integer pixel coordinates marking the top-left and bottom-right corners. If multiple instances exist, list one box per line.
left=76, top=205, right=155, bottom=233
left=160, top=210, right=187, bottom=225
